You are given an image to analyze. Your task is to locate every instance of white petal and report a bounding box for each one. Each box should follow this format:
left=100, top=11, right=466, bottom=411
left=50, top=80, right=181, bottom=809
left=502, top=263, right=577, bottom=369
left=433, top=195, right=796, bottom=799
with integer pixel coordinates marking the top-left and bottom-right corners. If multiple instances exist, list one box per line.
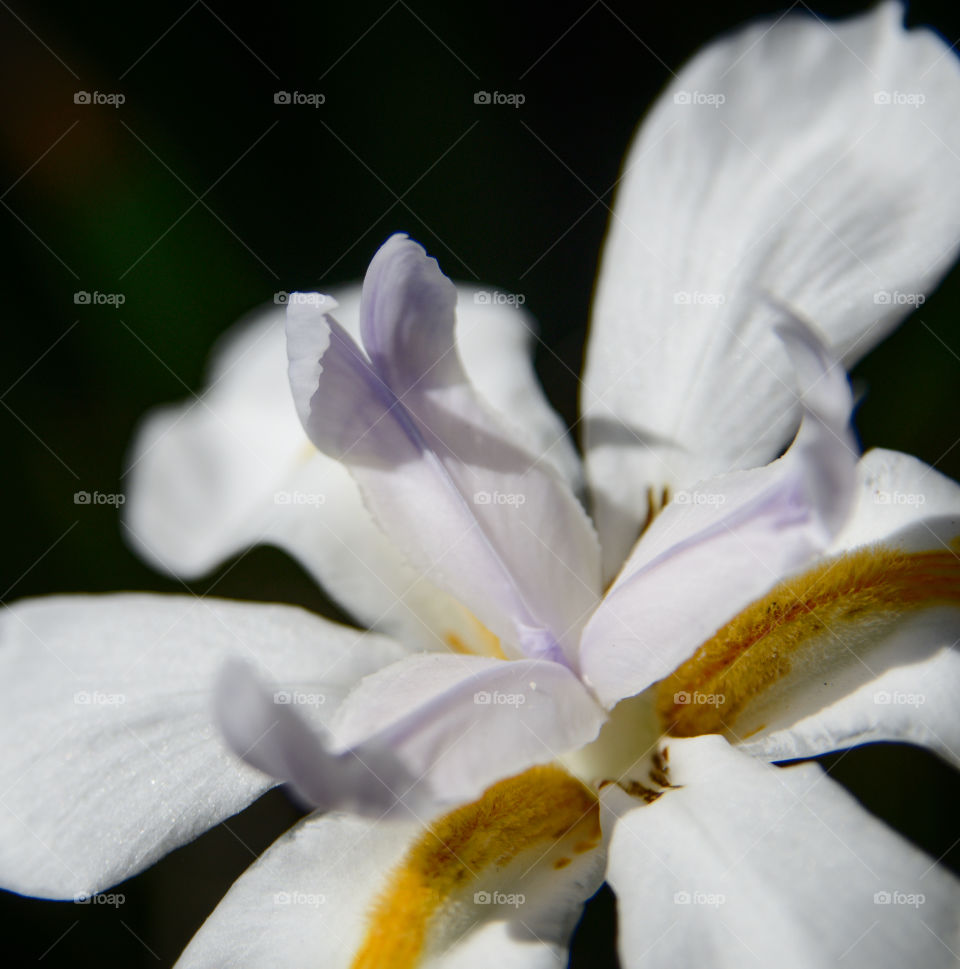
left=287, top=236, right=601, bottom=662
left=606, top=735, right=960, bottom=969
left=829, top=447, right=960, bottom=553
left=124, top=301, right=314, bottom=579
left=125, top=283, right=582, bottom=654
left=174, top=812, right=419, bottom=969
left=0, top=594, right=405, bottom=898
left=219, top=650, right=605, bottom=809
left=455, top=285, right=584, bottom=494
left=176, top=780, right=605, bottom=968
left=579, top=321, right=856, bottom=707
left=739, top=615, right=960, bottom=768
left=583, top=2, right=960, bottom=576
left=735, top=449, right=960, bottom=765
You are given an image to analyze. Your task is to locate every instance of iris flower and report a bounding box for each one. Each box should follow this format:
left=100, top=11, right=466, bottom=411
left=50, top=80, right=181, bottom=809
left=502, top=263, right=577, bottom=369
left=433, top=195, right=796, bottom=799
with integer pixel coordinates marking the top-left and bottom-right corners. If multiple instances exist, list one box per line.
left=2, top=4, right=960, bottom=967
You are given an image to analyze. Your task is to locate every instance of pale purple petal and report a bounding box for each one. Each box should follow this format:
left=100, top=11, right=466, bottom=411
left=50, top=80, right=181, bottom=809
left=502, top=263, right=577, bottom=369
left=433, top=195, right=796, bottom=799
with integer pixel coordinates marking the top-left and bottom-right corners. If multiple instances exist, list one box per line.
left=360, top=232, right=461, bottom=395
left=286, top=235, right=601, bottom=664
left=332, top=652, right=605, bottom=802
left=219, top=652, right=605, bottom=810
left=216, top=660, right=434, bottom=817
left=125, top=287, right=585, bottom=656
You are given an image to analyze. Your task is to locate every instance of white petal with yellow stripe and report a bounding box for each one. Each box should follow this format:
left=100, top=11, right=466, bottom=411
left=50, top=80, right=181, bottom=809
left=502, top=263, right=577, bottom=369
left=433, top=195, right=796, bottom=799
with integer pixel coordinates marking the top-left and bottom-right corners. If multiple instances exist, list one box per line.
left=650, top=448, right=960, bottom=755
left=175, top=765, right=606, bottom=969
left=724, top=448, right=960, bottom=765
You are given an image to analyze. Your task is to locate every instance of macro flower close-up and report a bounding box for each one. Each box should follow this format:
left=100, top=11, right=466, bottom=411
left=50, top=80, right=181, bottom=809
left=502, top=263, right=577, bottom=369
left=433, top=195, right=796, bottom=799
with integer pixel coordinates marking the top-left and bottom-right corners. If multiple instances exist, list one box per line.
left=1, top=2, right=959, bottom=967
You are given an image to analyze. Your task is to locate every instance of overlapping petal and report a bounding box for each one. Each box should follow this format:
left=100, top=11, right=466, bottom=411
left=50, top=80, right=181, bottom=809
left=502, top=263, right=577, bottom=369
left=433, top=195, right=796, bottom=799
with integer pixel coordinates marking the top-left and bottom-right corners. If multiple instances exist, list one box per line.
left=0, top=594, right=405, bottom=898
left=583, top=1, right=960, bottom=576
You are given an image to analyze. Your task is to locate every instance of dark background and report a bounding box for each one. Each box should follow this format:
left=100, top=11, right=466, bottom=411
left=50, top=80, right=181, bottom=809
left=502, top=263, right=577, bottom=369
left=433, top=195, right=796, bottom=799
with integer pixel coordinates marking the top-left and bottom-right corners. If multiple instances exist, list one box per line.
left=1, top=1, right=959, bottom=965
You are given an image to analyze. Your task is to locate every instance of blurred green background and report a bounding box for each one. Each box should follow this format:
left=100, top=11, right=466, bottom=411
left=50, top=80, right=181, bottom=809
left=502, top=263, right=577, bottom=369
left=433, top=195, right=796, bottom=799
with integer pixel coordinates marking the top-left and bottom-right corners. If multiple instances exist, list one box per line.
left=1, top=1, right=959, bottom=965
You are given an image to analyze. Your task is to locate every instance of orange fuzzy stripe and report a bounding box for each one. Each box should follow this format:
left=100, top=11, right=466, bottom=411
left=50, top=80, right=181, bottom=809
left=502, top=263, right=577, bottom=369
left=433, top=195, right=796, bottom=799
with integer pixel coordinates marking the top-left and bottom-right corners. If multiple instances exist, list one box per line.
left=350, top=764, right=599, bottom=969
left=656, top=543, right=960, bottom=737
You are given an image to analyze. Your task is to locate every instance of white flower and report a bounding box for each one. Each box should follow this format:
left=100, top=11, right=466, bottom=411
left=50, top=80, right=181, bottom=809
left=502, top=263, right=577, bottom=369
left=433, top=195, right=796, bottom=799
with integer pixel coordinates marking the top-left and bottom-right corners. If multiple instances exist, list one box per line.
left=2, top=4, right=960, bottom=968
